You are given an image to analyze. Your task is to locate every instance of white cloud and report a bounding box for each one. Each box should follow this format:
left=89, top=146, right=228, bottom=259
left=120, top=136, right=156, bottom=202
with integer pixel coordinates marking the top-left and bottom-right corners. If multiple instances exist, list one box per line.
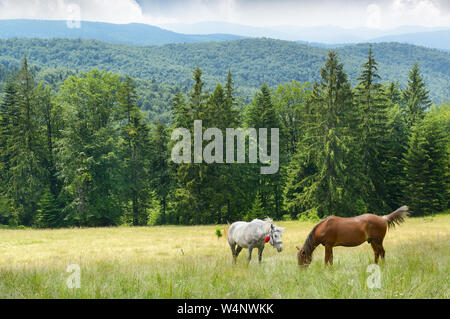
left=140, top=0, right=239, bottom=25
left=0, top=0, right=144, bottom=24
left=0, top=0, right=448, bottom=29
left=389, top=0, right=444, bottom=28
left=366, top=3, right=382, bottom=29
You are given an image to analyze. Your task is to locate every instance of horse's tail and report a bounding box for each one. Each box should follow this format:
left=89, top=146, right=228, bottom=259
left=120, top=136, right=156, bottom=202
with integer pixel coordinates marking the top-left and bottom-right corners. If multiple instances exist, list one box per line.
left=383, top=205, right=409, bottom=229
left=223, top=222, right=230, bottom=241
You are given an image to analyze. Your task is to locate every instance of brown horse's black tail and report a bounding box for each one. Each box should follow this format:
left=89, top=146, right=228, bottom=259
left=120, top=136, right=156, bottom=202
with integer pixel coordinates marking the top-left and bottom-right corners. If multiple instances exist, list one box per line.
left=383, top=206, right=409, bottom=229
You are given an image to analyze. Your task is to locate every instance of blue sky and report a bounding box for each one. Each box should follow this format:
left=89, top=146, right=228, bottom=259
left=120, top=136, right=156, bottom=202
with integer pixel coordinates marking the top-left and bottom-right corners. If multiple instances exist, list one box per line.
left=0, top=0, right=449, bottom=29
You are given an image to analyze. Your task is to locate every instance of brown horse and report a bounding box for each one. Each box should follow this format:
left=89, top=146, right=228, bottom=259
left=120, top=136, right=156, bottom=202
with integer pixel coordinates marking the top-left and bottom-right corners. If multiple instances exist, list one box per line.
left=296, top=206, right=409, bottom=266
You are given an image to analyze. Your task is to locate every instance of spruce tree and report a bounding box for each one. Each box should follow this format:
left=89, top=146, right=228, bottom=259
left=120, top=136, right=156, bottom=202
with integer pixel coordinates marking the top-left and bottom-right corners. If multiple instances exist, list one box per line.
left=172, top=67, right=211, bottom=224
left=118, top=76, right=152, bottom=226
left=0, top=56, right=44, bottom=225
left=284, top=51, right=357, bottom=217
left=172, top=69, right=247, bottom=223
left=403, top=63, right=432, bottom=128
left=354, top=48, right=390, bottom=213
left=385, top=81, right=403, bottom=107
left=0, top=79, right=17, bottom=177
left=35, top=187, right=61, bottom=228
left=245, top=83, right=284, bottom=218
left=0, top=80, right=18, bottom=224
left=171, top=93, right=189, bottom=128
left=403, top=106, right=449, bottom=215
left=150, top=122, right=173, bottom=224
left=383, top=82, right=409, bottom=210
left=37, top=84, right=62, bottom=200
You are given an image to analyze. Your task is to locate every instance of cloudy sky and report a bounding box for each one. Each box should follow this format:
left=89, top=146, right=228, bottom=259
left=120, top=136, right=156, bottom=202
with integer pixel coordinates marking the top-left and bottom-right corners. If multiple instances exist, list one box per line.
left=0, top=0, right=449, bottom=29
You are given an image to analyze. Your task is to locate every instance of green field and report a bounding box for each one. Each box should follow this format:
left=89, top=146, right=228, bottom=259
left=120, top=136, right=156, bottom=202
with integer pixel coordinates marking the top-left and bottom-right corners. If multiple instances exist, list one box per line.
left=0, top=214, right=449, bottom=298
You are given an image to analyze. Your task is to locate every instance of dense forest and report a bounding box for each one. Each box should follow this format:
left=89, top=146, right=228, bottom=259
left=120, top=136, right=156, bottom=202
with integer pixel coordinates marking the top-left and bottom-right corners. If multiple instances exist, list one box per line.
left=0, top=45, right=448, bottom=227
left=0, top=38, right=449, bottom=103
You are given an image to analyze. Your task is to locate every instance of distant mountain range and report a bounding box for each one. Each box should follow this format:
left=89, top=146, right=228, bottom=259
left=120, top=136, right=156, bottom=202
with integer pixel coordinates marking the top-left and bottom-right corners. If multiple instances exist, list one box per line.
left=370, top=30, right=450, bottom=51
left=0, top=19, right=449, bottom=51
left=164, top=21, right=450, bottom=51
left=0, top=19, right=244, bottom=46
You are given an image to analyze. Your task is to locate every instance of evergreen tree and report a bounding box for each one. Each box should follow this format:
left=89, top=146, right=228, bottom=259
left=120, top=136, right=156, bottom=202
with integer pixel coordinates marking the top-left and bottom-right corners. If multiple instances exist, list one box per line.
left=171, top=93, right=189, bottom=128
left=246, top=83, right=280, bottom=129
left=273, top=80, right=311, bottom=157
left=0, top=79, right=18, bottom=224
left=205, top=82, right=245, bottom=223
left=0, top=56, right=44, bottom=225
left=224, top=68, right=239, bottom=126
left=118, top=76, right=152, bottom=225
left=190, top=66, right=207, bottom=120
left=354, top=48, right=390, bottom=213
left=0, top=79, right=17, bottom=178
left=284, top=51, right=357, bottom=217
left=37, top=84, right=62, bottom=199
left=57, top=70, right=123, bottom=226
left=150, top=122, right=173, bottom=224
left=403, top=105, right=449, bottom=215
left=172, top=69, right=247, bottom=223
left=403, top=63, right=432, bottom=128
left=385, top=81, right=403, bottom=107
left=383, top=82, right=409, bottom=210
left=35, top=187, right=61, bottom=228
left=246, top=83, right=284, bottom=218
left=172, top=67, right=211, bottom=224
left=225, top=69, right=235, bottom=109
left=245, top=196, right=266, bottom=221
left=215, top=71, right=250, bottom=223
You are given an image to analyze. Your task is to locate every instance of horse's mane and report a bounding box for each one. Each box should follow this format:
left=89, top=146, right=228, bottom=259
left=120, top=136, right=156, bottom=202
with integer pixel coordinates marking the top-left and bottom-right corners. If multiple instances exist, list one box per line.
left=262, top=217, right=273, bottom=234
left=302, top=218, right=327, bottom=256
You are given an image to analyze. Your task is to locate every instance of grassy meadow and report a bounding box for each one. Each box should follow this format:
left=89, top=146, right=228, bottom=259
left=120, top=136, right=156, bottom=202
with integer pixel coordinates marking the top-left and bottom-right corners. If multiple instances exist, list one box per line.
left=0, top=214, right=449, bottom=299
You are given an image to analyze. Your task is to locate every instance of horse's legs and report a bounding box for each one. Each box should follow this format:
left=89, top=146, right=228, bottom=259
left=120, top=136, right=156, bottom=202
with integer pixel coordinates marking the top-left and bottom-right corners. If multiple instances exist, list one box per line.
left=379, top=241, right=385, bottom=261
left=371, top=241, right=385, bottom=264
left=247, top=247, right=253, bottom=264
left=230, top=243, right=237, bottom=264
left=257, top=246, right=264, bottom=264
left=235, top=246, right=243, bottom=259
left=324, top=245, right=333, bottom=266
left=371, top=242, right=379, bottom=264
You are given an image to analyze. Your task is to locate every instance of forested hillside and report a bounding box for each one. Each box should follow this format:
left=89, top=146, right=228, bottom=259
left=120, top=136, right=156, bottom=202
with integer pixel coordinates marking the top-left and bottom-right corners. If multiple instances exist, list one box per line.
left=0, top=38, right=448, bottom=103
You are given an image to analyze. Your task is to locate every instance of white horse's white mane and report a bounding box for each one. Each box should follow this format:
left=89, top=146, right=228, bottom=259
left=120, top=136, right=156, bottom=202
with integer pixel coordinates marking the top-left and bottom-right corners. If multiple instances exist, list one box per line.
left=262, top=217, right=285, bottom=234
left=262, top=218, right=272, bottom=234
left=249, top=217, right=284, bottom=234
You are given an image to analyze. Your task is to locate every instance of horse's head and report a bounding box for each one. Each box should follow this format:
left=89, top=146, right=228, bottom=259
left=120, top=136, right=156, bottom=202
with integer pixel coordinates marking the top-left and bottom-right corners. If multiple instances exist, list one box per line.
left=296, top=246, right=312, bottom=267
left=268, top=224, right=285, bottom=252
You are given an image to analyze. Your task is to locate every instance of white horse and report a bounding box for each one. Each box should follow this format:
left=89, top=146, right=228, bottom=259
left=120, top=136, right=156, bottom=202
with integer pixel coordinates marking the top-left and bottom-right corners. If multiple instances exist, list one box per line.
left=227, top=218, right=285, bottom=264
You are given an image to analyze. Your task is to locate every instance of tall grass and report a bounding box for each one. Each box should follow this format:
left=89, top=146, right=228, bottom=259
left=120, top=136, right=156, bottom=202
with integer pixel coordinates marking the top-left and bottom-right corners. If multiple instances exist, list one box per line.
left=0, top=215, right=448, bottom=298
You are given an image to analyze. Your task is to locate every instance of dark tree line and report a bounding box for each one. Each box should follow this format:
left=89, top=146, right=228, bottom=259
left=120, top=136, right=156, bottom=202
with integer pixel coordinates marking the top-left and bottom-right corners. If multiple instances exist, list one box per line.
left=0, top=51, right=448, bottom=227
